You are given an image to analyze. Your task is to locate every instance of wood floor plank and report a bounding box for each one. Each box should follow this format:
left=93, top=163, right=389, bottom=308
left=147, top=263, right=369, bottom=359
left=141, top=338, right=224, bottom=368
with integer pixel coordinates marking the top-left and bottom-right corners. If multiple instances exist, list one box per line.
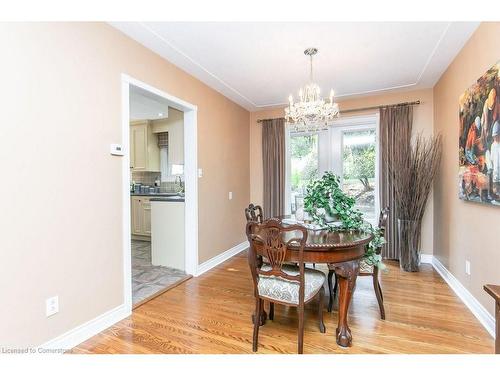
left=72, top=254, right=494, bottom=354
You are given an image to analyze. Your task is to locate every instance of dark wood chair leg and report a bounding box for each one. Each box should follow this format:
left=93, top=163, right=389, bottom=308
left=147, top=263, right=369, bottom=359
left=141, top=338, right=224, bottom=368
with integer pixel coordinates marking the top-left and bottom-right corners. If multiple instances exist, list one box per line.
left=269, top=302, right=274, bottom=321
left=372, top=267, right=386, bottom=320
left=318, top=286, right=326, bottom=333
left=327, top=269, right=334, bottom=312
left=298, top=303, right=305, bottom=354
left=252, top=298, right=261, bottom=352
left=333, top=273, right=338, bottom=300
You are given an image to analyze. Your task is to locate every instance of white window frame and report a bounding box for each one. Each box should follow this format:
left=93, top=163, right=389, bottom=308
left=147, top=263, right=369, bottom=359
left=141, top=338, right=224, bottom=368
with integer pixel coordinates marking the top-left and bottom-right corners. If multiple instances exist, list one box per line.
left=285, top=113, right=380, bottom=224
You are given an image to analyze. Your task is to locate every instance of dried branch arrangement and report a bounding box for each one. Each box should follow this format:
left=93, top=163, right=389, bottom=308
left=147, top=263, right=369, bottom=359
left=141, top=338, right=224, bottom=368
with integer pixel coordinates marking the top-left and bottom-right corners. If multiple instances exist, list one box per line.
left=391, top=133, right=443, bottom=221
left=390, top=132, right=442, bottom=271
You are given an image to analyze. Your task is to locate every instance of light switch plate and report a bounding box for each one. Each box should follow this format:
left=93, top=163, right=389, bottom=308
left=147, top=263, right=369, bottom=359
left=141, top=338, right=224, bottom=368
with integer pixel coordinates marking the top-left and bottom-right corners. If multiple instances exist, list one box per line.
left=110, top=144, right=124, bottom=156
left=198, top=168, right=203, bottom=178
left=46, top=296, right=59, bottom=317
left=228, top=191, right=233, bottom=200
left=465, top=260, right=471, bottom=275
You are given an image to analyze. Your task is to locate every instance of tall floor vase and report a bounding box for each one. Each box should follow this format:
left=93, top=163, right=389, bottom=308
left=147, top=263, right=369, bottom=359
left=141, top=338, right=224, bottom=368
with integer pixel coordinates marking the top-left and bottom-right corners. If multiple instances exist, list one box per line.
left=398, top=219, right=422, bottom=272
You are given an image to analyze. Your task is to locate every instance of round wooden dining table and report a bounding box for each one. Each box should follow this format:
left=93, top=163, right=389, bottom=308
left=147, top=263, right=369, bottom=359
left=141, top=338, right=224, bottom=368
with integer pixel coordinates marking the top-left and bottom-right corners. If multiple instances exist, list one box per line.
left=253, top=217, right=373, bottom=348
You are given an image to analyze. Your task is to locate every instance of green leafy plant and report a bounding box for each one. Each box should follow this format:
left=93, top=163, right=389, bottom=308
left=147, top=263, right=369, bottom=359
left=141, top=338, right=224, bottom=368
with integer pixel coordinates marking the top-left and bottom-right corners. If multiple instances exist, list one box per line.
left=303, top=171, right=385, bottom=269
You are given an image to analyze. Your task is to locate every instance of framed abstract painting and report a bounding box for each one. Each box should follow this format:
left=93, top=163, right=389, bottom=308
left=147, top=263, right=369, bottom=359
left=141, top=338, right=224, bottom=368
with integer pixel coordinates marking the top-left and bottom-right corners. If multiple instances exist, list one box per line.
left=459, top=61, right=500, bottom=205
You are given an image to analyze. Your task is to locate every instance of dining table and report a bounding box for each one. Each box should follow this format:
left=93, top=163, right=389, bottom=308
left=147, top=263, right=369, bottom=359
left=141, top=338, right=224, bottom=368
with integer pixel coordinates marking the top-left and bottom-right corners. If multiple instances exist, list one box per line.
left=253, top=216, right=373, bottom=348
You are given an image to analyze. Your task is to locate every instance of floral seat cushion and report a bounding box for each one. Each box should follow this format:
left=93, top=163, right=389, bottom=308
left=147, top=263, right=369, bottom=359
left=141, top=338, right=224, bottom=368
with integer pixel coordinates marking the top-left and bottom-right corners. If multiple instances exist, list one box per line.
left=258, top=264, right=325, bottom=305
left=328, top=259, right=375, bottom=274
left=359, top=259, right=374, bottom=274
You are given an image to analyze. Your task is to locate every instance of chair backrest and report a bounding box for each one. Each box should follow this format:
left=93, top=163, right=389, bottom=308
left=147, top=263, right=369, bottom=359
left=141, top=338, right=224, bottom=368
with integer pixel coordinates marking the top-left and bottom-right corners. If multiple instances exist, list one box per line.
left=378, top=207, right=389, bottom=238
left=245, top=203, right=263, bottom=224
left=246, top=219, right=308, bottom=301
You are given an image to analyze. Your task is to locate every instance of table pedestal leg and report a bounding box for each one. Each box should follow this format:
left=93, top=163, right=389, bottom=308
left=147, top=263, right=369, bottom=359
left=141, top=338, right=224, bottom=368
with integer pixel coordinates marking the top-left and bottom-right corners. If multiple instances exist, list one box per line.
left=332, top=260, right=359, bottom=347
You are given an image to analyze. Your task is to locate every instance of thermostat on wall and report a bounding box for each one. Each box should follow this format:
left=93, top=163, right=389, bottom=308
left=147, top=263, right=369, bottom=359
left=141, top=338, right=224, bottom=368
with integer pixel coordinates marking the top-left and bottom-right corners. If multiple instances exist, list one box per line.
left=110, top=144, right=124, bottom=156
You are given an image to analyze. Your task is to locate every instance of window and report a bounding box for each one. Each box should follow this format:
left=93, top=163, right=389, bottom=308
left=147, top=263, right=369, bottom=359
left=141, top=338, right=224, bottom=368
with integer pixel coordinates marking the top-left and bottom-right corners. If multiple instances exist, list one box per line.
left=285, top=115, right=379, bottom=224
left=341, top=129, right=377, bottom=223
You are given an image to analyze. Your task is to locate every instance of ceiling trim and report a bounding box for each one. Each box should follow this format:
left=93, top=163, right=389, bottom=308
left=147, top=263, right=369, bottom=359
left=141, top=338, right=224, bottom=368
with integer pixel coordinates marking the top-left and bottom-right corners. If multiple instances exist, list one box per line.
left=113, top=22, right=478, bottom=112
left=139, top=22, right=259, bottom=109
left=414, top=22, right=451, bottom=83
left=257, top=22, right=453, bottom=109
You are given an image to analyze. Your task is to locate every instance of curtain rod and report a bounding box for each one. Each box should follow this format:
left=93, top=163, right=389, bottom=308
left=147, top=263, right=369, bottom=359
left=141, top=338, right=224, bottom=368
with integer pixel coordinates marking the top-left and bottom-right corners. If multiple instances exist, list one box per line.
left=256, top=100, right=421, bottom=123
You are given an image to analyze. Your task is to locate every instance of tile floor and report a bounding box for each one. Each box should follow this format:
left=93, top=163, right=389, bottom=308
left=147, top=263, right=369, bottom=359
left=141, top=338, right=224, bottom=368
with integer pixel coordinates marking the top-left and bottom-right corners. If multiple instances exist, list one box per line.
left=132, top=240, right=189, bottom=306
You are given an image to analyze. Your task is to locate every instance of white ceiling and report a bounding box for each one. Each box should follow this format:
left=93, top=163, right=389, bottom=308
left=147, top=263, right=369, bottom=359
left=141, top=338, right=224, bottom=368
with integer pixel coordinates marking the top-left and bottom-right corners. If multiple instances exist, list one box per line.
left=113, top=22, right=479, bottom=111
left=130, top=85, right=170, bottom=120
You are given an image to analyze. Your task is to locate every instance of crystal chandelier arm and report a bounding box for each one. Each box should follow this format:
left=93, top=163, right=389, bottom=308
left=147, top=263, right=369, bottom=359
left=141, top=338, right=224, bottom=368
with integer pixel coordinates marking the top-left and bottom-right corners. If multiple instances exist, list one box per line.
left=309, top=53, right=313, bottom=82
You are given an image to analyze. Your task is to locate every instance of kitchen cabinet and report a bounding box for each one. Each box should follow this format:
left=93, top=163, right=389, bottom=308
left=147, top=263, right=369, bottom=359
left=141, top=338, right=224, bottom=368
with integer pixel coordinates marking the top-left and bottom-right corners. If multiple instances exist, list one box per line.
left=130, top=120, right=160, bottom=172
left=131, top=196, right=152, bottom=239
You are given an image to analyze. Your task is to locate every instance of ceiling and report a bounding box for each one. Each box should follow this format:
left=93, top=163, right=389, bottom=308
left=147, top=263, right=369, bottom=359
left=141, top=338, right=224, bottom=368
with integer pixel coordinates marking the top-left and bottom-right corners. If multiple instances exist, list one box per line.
left=113, top=22, right=479, bottom=111
left=130, top=85, right=170, bottom=120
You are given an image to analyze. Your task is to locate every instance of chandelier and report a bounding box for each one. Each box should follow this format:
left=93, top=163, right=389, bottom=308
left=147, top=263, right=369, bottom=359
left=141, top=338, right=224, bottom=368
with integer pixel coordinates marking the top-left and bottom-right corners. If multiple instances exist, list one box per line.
left=285, top=48, right=339, bottom=132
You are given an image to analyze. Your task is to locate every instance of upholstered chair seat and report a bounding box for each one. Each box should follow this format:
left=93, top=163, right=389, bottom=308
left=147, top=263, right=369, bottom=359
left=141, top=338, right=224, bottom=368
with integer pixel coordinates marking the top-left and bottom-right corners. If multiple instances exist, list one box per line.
left=358, top=259, right=374, bottom=274
left=258, top=264, right=326, bottom=305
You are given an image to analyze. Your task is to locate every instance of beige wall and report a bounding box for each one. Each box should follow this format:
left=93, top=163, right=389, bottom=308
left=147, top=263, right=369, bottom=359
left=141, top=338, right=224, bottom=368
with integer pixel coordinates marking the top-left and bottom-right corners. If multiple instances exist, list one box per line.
left=0, top=23, right=249, bottom=346
left=250, top=89, right=435, bottom=254
left=433, top=22, right=500, bottom=316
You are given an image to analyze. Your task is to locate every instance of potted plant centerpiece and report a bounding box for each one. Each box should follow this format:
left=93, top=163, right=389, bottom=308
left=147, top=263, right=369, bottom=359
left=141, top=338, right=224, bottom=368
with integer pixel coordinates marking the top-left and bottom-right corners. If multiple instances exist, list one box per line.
left=304, top=172, right=385, bottom=269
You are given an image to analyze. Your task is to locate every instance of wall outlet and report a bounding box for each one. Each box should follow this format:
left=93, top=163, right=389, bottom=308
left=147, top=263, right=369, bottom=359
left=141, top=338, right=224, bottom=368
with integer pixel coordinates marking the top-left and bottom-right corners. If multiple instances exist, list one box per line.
left=46, top=296, right=59, bottom=317
left=228, top=191, right=233, bottom=200
left=465, top=260, right=471, bottom=275
left=198, top=168, right=203, bottom=178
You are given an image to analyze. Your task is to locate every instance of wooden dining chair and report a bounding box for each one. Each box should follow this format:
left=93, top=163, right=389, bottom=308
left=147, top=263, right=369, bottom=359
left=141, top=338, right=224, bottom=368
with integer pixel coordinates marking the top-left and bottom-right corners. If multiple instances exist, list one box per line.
left=246, top=219, right=326, bottom=354
left=245, top=203, right=263, bottom=224
left=327, top=207, right=389, bottom=320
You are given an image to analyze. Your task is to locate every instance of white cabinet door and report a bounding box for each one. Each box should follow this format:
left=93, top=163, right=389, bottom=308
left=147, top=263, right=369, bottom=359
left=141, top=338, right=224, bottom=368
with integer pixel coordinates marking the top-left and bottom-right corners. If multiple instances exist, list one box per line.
left=131, top=123, right=148, bottom=171
left=131, top=197, right=143, bottom=235
left=130, top=121, right=160, bottom=172
left=142, top=199, right=152, bottom=236
left=131, top=196, right=152, bottom=237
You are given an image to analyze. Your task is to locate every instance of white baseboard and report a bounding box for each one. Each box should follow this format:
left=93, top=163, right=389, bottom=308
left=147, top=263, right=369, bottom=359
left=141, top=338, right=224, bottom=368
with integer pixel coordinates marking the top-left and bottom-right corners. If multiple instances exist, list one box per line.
left=420, top=254, right=433, bottom=264
left=39, top=304, right=131, bottom=351
left=196, top=241, right=249, bottom=277
left=431, top=256, right=495, bottom=338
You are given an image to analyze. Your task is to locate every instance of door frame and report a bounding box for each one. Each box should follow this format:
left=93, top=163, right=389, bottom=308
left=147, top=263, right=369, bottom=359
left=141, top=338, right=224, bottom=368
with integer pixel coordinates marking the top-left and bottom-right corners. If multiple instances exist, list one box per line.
left=121, top=74, right=198, bottom=312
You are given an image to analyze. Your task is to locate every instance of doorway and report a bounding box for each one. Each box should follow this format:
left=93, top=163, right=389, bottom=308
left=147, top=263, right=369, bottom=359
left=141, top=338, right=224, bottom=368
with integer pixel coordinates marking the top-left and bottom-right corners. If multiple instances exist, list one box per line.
left=121, top=75, right=198, bottom=312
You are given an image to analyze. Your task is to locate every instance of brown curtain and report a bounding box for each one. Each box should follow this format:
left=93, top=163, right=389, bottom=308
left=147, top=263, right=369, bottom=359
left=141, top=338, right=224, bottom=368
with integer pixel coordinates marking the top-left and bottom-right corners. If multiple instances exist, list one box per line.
left=379, top=105, right=413, bottom=260
left=262, top=118, right=286, bottom=218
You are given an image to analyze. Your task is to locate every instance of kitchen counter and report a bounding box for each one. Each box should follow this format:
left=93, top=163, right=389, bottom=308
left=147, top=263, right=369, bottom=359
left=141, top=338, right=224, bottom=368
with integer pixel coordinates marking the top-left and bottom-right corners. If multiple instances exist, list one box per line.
left=149, top=196, right=185, bottom=202
left=131, top=192, right=180, bottom=197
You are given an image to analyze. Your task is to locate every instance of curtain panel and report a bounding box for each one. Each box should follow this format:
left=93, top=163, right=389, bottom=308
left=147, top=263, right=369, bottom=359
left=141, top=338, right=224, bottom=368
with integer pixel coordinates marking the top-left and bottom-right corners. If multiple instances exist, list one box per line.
left=379, top=105, right=413, bottom=260
left=262, top=118, right=286, bottom=218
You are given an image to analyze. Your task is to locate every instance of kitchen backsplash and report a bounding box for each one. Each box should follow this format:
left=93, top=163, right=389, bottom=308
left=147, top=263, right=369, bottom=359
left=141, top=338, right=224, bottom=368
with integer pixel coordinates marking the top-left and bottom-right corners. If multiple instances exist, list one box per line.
left=131, top=171, right=159, bottom=186
left=131, top=171, right=181, bottom=192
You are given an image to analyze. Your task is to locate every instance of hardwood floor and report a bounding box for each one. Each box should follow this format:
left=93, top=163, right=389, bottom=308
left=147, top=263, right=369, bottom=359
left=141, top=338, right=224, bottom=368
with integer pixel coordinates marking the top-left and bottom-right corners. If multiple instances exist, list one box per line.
left=73, top=253, right=494, bottom=354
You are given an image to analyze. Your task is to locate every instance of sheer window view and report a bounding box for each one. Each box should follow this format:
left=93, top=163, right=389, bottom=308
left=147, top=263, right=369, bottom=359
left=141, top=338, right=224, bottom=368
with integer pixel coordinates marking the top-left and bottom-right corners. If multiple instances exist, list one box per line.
left=290, top=134, right=319, bottom=212
left=342, top=129, right=376, bottom=222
